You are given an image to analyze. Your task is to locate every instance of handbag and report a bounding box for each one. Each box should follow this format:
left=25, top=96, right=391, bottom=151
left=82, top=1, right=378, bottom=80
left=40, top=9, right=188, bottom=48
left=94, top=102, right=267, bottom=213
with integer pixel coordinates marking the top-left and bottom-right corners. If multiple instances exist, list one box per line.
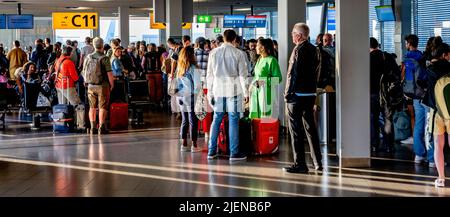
left=195, top=90, right=207, bottom=120
left=168, top=75, right=178, bottom=96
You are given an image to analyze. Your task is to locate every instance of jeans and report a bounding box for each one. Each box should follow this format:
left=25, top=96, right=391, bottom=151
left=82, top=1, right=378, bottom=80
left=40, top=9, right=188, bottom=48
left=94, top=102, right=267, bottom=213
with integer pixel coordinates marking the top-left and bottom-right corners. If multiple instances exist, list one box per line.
left=180, top=111, right=198, bottom=141
left=413, top=99, right=427, bottom=157
left=370, top=94, right=395, bottom=149
left=286, top=95, right=322, bottom=168
left=425, top=107, right=435, bottom=163
left=208, top=95, right=243, bottom=157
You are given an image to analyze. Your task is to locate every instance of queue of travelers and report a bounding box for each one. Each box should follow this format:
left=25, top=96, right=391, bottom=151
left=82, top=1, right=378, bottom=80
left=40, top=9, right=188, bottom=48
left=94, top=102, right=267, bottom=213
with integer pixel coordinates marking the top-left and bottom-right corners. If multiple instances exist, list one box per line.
left=3, top=22, right=450, bottom=188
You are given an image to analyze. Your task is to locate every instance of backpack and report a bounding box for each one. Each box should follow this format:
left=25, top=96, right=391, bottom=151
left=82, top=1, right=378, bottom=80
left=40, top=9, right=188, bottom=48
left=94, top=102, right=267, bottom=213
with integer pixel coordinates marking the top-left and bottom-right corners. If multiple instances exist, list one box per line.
left=380, top=52, right=403, bottom=107
left=393, top=111, right=411, bottom=141
left=82, top=53, right=104, bottom=85
left=161, top=58, right=172, bottom=74
left=434, top=74, right=450, bottom=120
left=403, top=57, right=427, bottom=99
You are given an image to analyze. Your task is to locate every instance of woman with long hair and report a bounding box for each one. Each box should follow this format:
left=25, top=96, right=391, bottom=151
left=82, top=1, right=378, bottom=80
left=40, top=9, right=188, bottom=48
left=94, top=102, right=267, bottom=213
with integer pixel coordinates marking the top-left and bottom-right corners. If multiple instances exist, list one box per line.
left=249, top=38, right=282, bottom=119
left=176, top=46, right=201, bottom=152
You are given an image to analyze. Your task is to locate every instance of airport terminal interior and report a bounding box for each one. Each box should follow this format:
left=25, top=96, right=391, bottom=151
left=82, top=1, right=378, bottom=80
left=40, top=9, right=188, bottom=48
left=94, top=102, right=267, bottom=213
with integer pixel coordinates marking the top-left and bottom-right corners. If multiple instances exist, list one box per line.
left=0, top=0, right=449, bottom=197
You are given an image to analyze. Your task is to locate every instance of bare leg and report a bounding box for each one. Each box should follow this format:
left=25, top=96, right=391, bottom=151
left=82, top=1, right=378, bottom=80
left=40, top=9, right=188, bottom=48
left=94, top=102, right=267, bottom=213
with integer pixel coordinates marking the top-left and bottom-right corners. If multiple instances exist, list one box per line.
left=99, top=108, right=108, bottom=126
left=434, top=134, right=446, bottom=179
left=89, top=108, right=96, bottom=123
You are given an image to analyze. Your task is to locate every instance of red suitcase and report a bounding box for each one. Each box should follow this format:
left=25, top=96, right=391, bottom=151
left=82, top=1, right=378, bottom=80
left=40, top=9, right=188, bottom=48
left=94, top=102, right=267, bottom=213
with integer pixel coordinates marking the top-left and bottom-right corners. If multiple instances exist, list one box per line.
left=217, top=115, right=229, bottom=156
left=110, top=103, right=129, bottom=130
left=146, top=73, right=163, bottom=103
left=200, top=89, right=213, bottom=133
left=252, top=118, right=279, bottom=155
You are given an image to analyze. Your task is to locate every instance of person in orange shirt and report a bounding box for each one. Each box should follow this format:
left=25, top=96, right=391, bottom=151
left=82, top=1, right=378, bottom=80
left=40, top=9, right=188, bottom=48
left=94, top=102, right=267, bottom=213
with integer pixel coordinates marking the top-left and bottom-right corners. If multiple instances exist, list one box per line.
left=54, top=45, right=81, bottom=106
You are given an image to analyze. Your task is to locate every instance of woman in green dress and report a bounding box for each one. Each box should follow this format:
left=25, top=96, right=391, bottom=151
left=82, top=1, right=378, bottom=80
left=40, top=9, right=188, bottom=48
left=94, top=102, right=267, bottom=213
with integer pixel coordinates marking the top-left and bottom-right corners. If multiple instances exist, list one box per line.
left=249, top=38, right=282, bottom=119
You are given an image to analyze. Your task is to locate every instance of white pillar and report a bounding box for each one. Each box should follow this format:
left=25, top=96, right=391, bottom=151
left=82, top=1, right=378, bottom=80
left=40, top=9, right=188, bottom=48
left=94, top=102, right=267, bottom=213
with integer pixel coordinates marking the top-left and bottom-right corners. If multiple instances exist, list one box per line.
left=166, top=0, right=183, bottom=41
left=336, top=0, right=370, bottom=167
left=277, top=0, right=306, bottom=128
left=118, top=6, right=130, bottom=47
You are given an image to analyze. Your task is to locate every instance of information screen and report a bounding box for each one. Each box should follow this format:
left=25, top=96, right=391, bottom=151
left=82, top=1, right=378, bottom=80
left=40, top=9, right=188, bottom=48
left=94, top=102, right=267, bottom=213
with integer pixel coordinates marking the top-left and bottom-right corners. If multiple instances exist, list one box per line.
left=7, top=14, right=34, bottom=29
left=375, top=5, right=395, bottom=22
left=223, top=15, right=245, bottom=28
left=0, top=15, right=6, bottom=29
left=244, top=15, right=267, bottom=28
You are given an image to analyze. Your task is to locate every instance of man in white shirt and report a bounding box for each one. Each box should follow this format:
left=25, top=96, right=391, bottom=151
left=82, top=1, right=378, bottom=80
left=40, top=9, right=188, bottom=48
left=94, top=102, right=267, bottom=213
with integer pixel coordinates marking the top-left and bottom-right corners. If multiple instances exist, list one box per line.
left=206, top=30, right=249, bottom=161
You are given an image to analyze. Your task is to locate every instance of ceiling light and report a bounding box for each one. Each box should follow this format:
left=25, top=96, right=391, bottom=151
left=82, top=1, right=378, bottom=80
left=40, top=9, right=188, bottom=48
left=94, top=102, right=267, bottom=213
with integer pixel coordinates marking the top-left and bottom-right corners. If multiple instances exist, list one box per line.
left=234, top=8, right=252, bottom=11
left=2, top=0, right=18, bottom=2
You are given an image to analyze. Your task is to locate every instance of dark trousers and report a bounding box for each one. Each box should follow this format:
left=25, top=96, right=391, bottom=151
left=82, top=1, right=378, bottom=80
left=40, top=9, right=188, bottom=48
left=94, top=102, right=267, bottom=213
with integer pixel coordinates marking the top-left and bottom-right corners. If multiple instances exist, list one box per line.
left=287, top=96, right=322, bottom=167
left=180, top=111, right=198, bottom=142
left=370, top=94, right=395, bottom=149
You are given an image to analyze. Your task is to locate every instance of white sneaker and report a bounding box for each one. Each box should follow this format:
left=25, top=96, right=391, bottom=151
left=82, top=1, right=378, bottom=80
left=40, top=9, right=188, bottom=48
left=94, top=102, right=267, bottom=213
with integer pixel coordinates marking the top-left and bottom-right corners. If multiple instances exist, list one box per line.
left=400, top=137, right=414, bottom=144
left=415, top=155, right=426, bottom=164
left=435, top=179, right=445, bottom=188
left=180, top=145, right=190, bottom=152
left=429, top=162, right=436, bottom=168
left=191, top=146, right=202, bottom=153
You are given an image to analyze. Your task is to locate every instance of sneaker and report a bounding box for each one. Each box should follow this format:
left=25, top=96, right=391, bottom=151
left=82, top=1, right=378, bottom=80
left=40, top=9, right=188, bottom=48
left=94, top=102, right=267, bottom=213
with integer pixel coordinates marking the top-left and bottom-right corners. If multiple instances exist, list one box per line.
left=400, top=137, right=414, bottom=144
left=229, top=154, right=247, bottom=161
left=415, top=155, right=426, bottom=164
left=180, top=145, right=190, bottom=152
left=207, top=154, right=218, bottom=160
left=429, top=162, right=436, bottom=168
left=283, top=164, right=309, bottom=174
left=191, top=146, right=202, bottom=153
left=435, top=178, right=445, bottom=188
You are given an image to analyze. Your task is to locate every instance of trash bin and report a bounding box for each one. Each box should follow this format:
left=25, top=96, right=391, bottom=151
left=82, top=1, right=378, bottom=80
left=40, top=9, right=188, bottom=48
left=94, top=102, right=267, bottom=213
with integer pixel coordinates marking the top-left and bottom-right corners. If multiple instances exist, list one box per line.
left=318, top=92, right=336, bottom=145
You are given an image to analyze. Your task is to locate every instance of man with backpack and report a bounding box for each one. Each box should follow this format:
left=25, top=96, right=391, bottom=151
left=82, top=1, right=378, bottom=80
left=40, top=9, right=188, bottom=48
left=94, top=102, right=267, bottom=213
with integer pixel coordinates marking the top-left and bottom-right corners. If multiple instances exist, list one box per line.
left=82, top=37, right=114, bottom=135
left=401, top=34, right=428, bottom=164
left=370, top=37, right=401, bottom=153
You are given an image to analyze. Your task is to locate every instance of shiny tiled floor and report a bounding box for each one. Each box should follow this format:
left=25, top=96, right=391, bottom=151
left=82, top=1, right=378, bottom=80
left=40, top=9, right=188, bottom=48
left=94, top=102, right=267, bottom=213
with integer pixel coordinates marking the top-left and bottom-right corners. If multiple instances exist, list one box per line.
left=0, top=110, right=449, bottom=197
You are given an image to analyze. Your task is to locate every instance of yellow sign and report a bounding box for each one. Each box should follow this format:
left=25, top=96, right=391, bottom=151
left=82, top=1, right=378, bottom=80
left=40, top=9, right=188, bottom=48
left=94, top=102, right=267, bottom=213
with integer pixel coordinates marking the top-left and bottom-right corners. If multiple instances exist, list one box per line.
left=150, top=12, right=191, bottom=29
left=52, top=12, right=98, bottom=29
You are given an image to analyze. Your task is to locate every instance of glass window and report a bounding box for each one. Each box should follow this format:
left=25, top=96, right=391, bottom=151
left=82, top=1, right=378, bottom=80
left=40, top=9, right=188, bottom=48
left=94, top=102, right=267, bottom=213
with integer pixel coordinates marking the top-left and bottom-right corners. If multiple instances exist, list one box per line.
left=100, top=17, right=119, bottom=44
left=307, top=4, right=324, bottom=44
left=129, top=18, right=160, bottom=45
left=55, top=29, right=92, bottom=48
left=414, top=0, right=450, bottom=51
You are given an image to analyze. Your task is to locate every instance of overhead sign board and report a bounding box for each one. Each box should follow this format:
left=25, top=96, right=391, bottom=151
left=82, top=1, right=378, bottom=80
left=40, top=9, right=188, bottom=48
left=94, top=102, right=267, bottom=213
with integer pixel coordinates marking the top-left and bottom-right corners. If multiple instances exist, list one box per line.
left=244, top=15, right=267, bottom=28
left=150, top=12, right=191, bottom=29
left=213, top=27, right=221, bottom=33
left=7, top=14, right=34, bottom=29
left=197, top=15, right=212, bottom=23
left=52, top=12, right=98, bottom=29
left=223, top=15, right=245, bottom=28
left=0, top=15, right=6, bottom=29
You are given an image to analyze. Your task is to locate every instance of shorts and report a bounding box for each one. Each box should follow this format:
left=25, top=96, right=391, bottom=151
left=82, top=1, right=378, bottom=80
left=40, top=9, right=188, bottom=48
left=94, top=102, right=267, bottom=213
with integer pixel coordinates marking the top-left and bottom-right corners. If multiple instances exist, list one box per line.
left=88, top=85, right=109, bottom=109
left=434, top=113, right=450, bottom=135
left=57, top=87, right=81, bottom=106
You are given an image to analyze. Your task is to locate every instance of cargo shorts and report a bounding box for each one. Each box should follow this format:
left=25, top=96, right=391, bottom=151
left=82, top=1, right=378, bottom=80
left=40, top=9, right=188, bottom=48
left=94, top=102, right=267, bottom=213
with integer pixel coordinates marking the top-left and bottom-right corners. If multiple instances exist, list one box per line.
left=434, top=113, right=450, bottom=136
left=88, top=85, right=109, bottom=110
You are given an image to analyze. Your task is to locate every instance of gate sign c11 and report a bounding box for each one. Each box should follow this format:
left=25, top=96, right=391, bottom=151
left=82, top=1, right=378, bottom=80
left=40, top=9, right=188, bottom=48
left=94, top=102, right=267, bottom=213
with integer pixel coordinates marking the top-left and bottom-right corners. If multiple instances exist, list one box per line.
left=52, top=12, right=98, bottom=29
left=0, top=15, right=6, bottom=29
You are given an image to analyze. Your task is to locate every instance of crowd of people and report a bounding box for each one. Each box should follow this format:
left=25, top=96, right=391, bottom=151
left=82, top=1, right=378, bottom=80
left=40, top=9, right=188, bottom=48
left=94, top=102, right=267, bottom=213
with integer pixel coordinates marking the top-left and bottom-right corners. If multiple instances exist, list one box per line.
left=370, top=34, right=450, bottom=187
left=4, top=22, right=450, bottom=187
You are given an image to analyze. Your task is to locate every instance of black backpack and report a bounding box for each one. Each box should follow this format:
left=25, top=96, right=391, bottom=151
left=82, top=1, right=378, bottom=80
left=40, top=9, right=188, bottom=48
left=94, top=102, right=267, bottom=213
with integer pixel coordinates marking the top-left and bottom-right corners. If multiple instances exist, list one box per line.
left=380, top=52, right=403, bottom=107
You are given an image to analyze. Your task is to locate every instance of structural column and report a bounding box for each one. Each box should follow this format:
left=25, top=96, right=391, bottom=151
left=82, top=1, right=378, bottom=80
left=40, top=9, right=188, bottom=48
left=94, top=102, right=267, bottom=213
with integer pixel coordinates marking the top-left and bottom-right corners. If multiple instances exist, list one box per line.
left=118, top=6, right=130, bottom=47
left=277, top=0, right=306, bottom=128
left=335, top=0, right=370, bottom=167
left=166, top=0, right=183, bottom=41
left=394, top=0, right=412, bottom=63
